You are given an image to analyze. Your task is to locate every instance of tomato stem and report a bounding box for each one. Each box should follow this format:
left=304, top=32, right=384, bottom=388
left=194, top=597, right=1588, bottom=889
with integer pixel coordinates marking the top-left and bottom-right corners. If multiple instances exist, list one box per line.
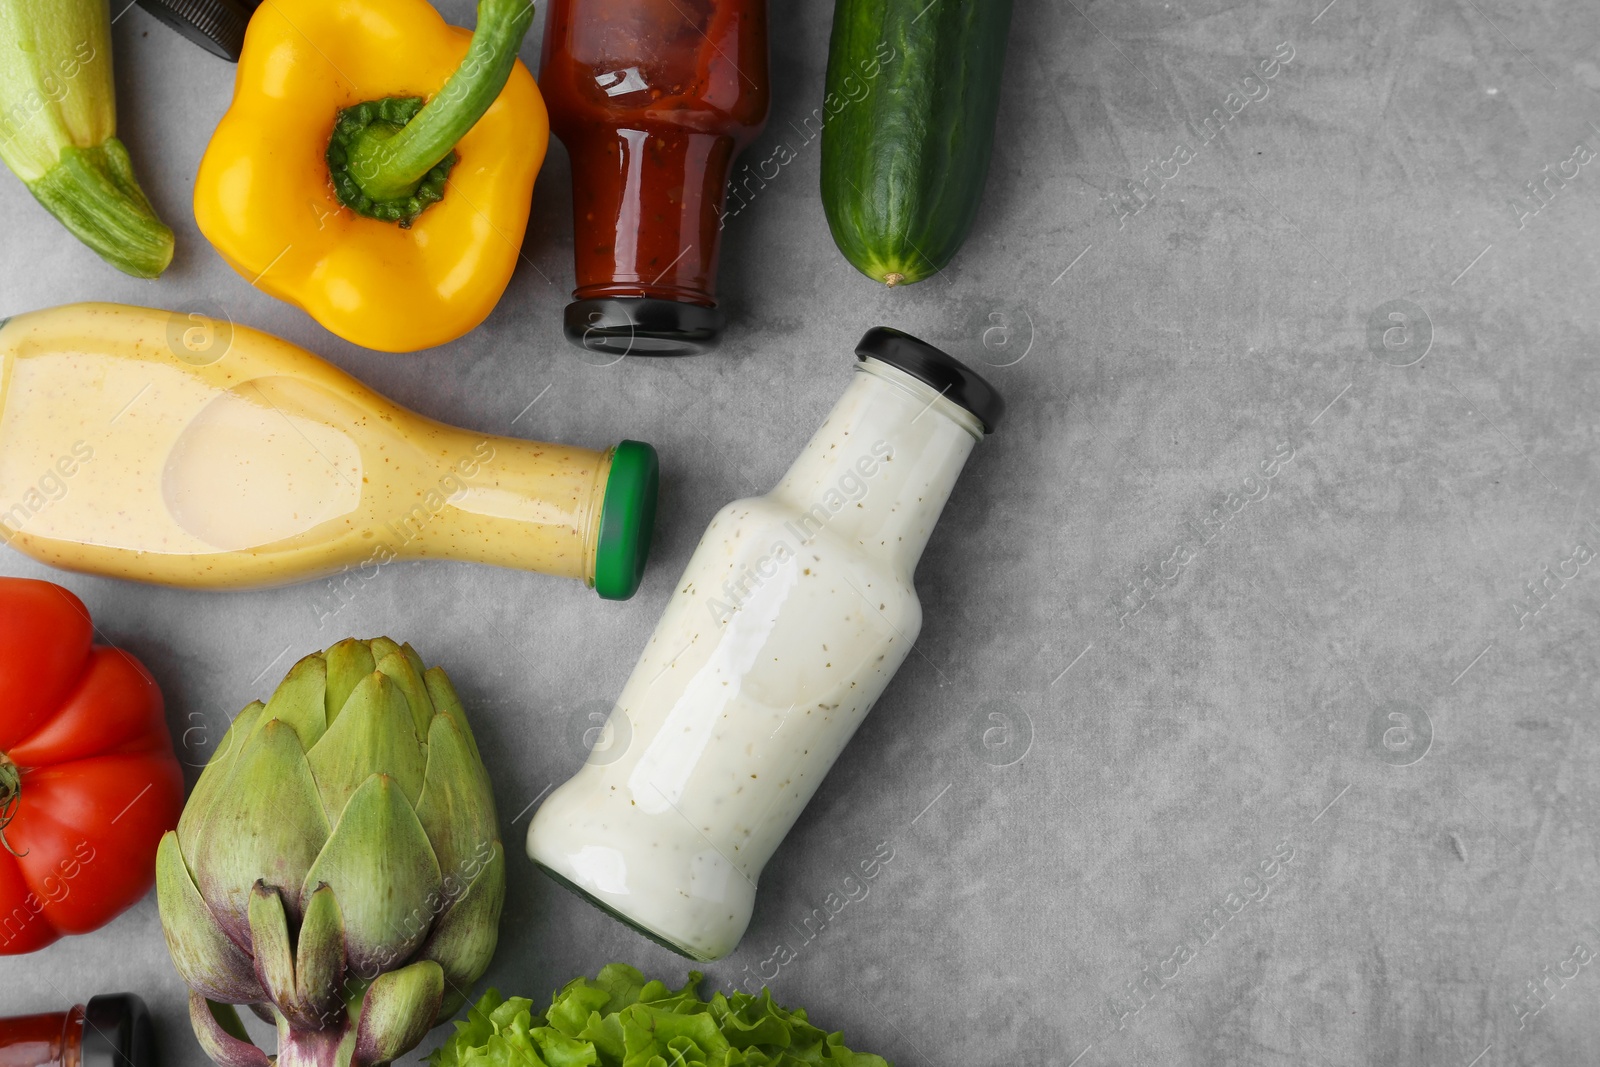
left=0, top=753, right=25, bottom=857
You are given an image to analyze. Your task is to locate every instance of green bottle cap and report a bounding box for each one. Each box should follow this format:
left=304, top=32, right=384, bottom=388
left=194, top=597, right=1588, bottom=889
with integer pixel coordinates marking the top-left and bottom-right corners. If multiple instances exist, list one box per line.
left=593, top=440, right=659, bottom=601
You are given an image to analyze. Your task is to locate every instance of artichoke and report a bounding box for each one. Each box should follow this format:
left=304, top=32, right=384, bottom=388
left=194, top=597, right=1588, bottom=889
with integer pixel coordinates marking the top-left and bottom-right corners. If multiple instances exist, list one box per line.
left=156, top=638, right=505, bottom=1067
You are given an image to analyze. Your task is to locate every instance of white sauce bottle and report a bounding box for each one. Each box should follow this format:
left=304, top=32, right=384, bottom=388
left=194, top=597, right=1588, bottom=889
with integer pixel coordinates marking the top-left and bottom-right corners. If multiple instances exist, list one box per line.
left=526, top=327, right=1004, bottom=960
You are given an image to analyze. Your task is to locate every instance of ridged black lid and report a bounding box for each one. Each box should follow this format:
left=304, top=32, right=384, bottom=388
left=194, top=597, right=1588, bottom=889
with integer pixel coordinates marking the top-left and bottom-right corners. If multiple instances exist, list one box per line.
left=82, top=995, right=156, bottom=1067
left=136, top=0, right=260, bottom=62
left=564, top=298, right=724, bottom=357
left=855, top=327, right=1006, bottom=433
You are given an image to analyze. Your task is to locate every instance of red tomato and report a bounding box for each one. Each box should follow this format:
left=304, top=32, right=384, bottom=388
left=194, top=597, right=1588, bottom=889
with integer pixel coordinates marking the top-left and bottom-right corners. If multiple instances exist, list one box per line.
left=0, top=578, right=183, bottom=954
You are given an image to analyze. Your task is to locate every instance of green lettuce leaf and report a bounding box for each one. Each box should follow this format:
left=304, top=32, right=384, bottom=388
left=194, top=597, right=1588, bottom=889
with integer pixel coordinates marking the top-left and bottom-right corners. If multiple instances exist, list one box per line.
left=427, top=966, right=890, bottom=1067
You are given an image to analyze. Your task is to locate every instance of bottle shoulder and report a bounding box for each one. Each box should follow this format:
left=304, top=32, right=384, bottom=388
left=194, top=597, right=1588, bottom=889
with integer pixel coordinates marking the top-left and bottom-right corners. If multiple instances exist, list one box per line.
left=682, top=493, right=921, bottom=631
left=700, top=494, right=914, bottom=572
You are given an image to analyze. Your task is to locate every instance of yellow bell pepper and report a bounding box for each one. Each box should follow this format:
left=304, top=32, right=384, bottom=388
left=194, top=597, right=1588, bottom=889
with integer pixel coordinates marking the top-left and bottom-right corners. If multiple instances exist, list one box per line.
left=194, top=0, right=548, bottom=353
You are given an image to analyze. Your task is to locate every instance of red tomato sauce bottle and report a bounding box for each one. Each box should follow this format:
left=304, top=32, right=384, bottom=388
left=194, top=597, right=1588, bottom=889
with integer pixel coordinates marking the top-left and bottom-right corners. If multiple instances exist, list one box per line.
left=540, top=0, right=770, bottom=356
left=0, top=995, right=153, bottom=1067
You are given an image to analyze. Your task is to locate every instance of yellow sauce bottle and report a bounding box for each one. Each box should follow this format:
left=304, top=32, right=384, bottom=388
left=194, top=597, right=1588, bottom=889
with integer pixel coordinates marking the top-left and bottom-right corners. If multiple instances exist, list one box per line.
left=0, top=303, right=658, bottom=598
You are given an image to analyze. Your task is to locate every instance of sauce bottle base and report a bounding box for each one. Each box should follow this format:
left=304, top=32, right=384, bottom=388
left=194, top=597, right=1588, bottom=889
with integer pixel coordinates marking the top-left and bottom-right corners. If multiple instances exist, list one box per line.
left=533, top=861, right=722, bottom=962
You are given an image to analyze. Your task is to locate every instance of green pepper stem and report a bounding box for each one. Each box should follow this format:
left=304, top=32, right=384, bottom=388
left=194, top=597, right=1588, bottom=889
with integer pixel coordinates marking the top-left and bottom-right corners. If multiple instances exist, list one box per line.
left=27, top=139, right=175, bottom=278
left=346, top=0, right=536, bottom=203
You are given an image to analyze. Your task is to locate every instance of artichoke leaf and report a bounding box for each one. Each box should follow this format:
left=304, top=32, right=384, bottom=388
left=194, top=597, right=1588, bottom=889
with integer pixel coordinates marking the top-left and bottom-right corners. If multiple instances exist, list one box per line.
left=300, top=774, right=442, bottom=976
left=423, top=667, right=481, bottom=762
left=248, top=881, right=319, bottom=1028
left=375, top=648, right=434, bottom=741
left=191, top=718, right=330, bottom=940
left=265, top=653, right=330, bottom=751
left=325, top=639, right=377, bottom=722
left=188, top=994, right=271, bottom=1067
left=155, top=832, right=266, bottom=1004
left=414, top=709, right=499, bottom=879
left=366, top=637, right=404, bottom=664
left=417, top=843, right=505, bottom=1017
left=296, top=883, right=348, bottom=1028
left=177, top=700, right=266, bottom=856
left=351, top=959, right=444, bottom=1067
left=399, top=642, right=427, bottom=681
left=306, top=672, right=427, bottom=817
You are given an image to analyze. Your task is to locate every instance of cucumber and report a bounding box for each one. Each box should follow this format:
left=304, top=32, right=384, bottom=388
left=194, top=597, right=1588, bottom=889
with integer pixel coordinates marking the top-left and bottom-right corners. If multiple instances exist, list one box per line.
left=820, top=0, right=1013, bottom=286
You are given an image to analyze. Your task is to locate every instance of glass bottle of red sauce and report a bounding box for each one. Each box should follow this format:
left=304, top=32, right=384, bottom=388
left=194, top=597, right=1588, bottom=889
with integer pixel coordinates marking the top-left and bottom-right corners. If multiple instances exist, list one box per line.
left=540, top=0, right=770, bottom=356
left=0, top=995, right=153, bottom=1067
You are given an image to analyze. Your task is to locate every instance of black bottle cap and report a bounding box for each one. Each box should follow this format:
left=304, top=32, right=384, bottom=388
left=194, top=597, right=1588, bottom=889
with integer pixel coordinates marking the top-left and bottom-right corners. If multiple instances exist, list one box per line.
left=82, top=994, right=156, bottom=1067
left=564, top=298, right=725, bottom=358
left=855, top=326, right=1006, bottom=434
left=136, top=0, right=260, bottom=62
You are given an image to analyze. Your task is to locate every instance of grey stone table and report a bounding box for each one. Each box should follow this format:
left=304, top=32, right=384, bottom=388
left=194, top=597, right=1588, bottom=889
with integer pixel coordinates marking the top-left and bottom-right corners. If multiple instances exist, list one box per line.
left=2, top=1, right=1597, bottom=1064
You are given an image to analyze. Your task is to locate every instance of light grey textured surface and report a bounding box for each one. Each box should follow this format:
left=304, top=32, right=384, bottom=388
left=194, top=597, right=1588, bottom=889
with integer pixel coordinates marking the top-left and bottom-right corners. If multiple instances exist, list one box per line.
left=2, top=0, right=1599, bottom=1064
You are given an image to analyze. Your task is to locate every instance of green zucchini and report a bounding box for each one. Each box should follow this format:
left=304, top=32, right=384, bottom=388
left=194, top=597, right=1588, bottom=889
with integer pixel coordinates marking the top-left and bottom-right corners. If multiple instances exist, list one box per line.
left=820, top=0, right=1013, bottom=286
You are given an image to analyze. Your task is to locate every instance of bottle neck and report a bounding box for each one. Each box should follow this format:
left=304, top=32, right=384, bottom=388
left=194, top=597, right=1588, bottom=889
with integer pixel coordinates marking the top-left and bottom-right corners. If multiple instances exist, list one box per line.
left=566, top=127, right=735, bottom=306
left=384, top=427, right=612, bottom=585
left=770, top=359, right=983, bottom=571
left=0, top=1006, right=81, bottom=1067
